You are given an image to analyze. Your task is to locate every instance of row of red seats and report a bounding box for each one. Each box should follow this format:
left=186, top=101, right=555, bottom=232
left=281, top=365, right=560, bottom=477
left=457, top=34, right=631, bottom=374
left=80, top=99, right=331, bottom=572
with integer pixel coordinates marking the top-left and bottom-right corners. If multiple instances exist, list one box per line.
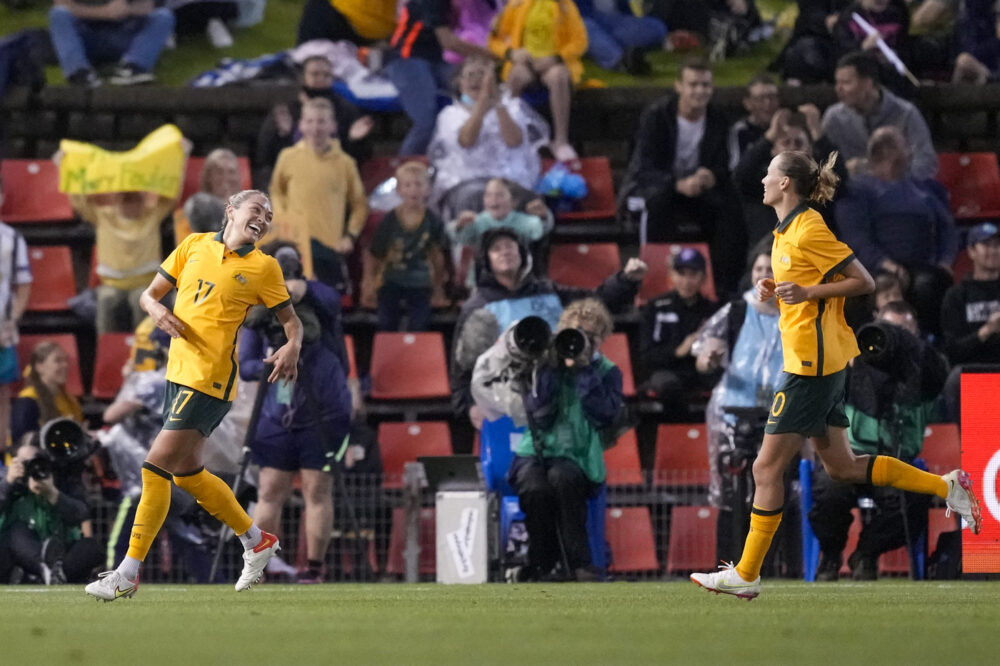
left=5, top=151, right=998, bottom=227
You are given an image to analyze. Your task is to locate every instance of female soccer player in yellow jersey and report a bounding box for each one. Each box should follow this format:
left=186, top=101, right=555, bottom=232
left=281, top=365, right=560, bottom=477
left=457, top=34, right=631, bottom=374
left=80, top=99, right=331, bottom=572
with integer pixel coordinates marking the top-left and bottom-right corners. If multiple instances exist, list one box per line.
left=87, top=190, right=302, bottom=601
left=690, top=151, right=981, bottom=600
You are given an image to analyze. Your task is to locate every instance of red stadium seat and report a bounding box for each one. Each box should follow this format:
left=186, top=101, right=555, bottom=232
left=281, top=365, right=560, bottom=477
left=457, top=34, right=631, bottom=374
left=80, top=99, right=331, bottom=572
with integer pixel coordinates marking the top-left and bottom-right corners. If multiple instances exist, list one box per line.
left=26, top=245, right=76, bottom=312
left=377, top=421, right=452, bottom=489
left=369, top=332, right=450, bottom=400
left=666, top=505, right=719, bottom=574
left=606, top=506, right=660, bottom=572
left=548, top=243, right=621, bottom=290
left=599, top=333, right=635, bottom=397
left=637, top=242, right=716, bottom=304
left=386, top=507, right=437, bottom=575
left=92, top=332, right=134, bottom=400
left=604, top=429, right=643, bottom=486
left=927, top=508, right=959, bottom=559
left=952, top=248, right=972, bottom=283
left=179, top=155, right=252, bottom=204
left=653, top=423, right=711, bottom=488
left=0, top=159, right=75, bottom=223
left=936, top=152, right=1000, bottom=220
left=360, top=155, right=429, bottom=194
left=16, top=333, right=84, bottom=396
left=540, top=157, right=617, bottom=222
left=921, top=423, right=961, bottom=475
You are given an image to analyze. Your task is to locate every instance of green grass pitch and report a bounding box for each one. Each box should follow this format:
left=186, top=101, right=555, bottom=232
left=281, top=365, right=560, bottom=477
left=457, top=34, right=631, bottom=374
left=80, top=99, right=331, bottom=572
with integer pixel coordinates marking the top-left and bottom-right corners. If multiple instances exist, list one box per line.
left=4, top=581, right=998, bottom=665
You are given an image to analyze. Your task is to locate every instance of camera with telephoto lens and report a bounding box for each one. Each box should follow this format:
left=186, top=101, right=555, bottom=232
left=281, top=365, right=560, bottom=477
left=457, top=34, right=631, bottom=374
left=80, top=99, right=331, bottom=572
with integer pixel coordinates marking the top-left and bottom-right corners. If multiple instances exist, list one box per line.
left=856, top=322, right=923, bottom=388
left=719, top=406, right=769, bottom=477
left=554, top=328, right=590, bottom=361
left=23, top=455, right=52, bottom=482
left=509, top=316, right=552, bottom=360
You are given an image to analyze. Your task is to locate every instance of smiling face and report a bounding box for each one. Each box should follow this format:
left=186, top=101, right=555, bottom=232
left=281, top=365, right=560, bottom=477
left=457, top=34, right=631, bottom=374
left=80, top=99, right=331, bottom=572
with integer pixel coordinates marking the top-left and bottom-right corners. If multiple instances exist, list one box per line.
left=224, top=192, right=272, bottom=246
left=675, top=67, right=714, bottom=116
left=36, top=346, right=69, bottom=389
left=483, top=179, right=514, bottom=219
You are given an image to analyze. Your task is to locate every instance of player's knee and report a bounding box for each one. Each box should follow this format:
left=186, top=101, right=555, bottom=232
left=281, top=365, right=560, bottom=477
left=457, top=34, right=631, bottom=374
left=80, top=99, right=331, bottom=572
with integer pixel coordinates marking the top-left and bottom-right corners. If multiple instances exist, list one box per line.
left=751, top=456, right=782, bottom=486
left=823, top=462, right=856, bottom=484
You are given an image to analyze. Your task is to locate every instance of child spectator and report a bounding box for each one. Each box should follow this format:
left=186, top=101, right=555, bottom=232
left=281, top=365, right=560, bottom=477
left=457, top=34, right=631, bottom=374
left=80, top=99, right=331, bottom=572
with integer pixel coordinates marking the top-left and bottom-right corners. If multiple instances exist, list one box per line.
left=448, top=178, right=553, bottom=250
left=270, top=97, right=368, bottom=289
left=488, top=0, right=588, bottom=163
left=639, top=247, right=720, bottom=417
left=361, top=162, right=448, bottom=331
left=256, top=55, right=374, bottom=188
left=48, top=0, right=176, bottom=87
left=0, top=175, right=32, bottom=454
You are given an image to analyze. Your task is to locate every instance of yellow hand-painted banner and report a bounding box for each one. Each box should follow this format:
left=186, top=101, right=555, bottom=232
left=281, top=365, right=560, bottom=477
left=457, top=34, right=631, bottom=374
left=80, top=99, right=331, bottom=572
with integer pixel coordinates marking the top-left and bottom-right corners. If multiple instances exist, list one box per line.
left=59, top=124, right=185, bottom=198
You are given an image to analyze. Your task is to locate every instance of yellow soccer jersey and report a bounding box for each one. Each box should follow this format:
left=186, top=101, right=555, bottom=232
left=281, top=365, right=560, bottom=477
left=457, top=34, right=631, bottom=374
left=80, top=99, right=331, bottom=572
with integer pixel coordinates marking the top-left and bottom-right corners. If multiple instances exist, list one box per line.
left=158, top=231, right=291, bottom=401
left=772, top=204, right=859, bottom=377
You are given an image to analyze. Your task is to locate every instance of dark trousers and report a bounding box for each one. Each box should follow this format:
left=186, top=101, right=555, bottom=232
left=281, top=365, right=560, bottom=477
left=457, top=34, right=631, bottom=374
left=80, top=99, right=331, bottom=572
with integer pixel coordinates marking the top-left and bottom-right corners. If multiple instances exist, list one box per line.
left=809, top=465, right=930, bottom=561
left=508, top=456, right=600, bottom=573
left=643, top=185, right=747, bottom=298
left=0, top=522, right=103, bottom=583
left=297, top=0, right=368, bottom=46
left=376, top=283, right=432, bottom=331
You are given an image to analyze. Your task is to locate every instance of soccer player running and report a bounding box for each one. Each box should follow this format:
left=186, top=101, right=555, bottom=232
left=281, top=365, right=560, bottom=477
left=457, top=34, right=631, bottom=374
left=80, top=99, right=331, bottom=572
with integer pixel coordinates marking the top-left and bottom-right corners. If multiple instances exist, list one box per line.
left=86, top=190, right=302, bottom=601
left=690, top=151, right=982, bottom=600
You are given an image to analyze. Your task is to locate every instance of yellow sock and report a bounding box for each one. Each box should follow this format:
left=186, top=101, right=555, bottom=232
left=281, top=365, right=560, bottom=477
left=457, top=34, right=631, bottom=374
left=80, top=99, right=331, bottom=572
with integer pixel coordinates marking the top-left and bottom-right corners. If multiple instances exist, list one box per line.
left=126, top=463, right=173, bottom=561
left=735, top=506, right=782, bottom=582
left=869, top=455, right=948, bottom=498
left=173, top=467, right=253, bottom=535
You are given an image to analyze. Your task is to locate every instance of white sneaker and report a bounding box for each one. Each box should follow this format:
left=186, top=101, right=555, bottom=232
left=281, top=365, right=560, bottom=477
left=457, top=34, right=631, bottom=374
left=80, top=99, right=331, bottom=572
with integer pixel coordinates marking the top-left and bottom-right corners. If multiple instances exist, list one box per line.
left=943, top=470, right=982, bottom=535
left=690, top=561, right=761, bottom=600
left=85, top=570, right=138, bottom=602
left=207, top=18, right=234, bottom=49
left=235, top=530, right=280, bottom=591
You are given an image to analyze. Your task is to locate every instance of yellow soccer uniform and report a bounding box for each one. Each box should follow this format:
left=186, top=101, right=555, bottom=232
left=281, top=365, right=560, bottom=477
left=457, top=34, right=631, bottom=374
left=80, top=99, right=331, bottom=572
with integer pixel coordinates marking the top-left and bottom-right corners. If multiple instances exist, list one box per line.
left=158, top=231, right=290, bottom=401
left=523, top=0, right=560, bottom=58
left=772, top=203, right=859, bottom=377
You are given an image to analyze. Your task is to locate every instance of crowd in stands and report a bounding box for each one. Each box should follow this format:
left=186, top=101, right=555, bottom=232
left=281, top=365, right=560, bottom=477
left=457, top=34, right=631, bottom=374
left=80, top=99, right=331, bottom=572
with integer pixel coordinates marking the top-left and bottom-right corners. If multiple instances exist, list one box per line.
left=3, top=0, right=1000, bottom=584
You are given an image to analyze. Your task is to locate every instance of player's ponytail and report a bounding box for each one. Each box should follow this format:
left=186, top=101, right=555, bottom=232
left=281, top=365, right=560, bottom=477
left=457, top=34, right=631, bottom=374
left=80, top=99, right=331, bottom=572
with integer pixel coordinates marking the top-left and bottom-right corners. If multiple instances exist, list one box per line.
left=776, top=151, right=840, bottom=205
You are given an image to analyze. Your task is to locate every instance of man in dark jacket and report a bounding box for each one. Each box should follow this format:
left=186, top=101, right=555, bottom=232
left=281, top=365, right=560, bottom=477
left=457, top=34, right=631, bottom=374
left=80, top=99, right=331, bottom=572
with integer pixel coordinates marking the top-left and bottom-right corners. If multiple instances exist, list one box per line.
left=620, top=56, right=746, bottom=296
left=451, top=227, right=646, bottom=434
left=940, top=222, right=1000, bottom=421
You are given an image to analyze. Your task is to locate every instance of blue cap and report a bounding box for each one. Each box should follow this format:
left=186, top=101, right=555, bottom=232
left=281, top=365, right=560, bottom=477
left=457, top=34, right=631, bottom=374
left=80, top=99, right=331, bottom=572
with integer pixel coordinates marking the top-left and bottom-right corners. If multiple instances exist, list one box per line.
left=672, top=247, right=707, bottom=272
left=968, top=222, right=1000, bottom=247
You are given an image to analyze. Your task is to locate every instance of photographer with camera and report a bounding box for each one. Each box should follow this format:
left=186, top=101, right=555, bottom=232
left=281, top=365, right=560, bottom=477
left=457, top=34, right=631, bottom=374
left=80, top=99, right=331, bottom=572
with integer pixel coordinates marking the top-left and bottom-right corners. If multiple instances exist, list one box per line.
left=0, top=432, right=102, bottom=584
left=810, top=300, right=948, bottom=580
left=498, top=299, right=625, bottom=582
left=240, top=241, right=357, bottom=584
left=452, top=227, right=644, bottom=437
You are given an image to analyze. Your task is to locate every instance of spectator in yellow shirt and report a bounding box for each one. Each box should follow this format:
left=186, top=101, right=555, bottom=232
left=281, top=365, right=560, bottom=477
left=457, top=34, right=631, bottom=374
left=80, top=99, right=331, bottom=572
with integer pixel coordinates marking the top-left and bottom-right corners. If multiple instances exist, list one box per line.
left=269, top=97, right=368, bottom=288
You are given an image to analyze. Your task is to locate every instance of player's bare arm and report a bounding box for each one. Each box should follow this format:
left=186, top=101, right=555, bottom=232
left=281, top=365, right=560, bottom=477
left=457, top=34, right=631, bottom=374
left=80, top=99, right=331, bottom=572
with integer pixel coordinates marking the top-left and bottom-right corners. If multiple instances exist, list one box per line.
left=140, top=272, right=186, bottom=339
left=775, top=259, right=875, bottom=304
left=263, top=304, right=302, bottom=384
